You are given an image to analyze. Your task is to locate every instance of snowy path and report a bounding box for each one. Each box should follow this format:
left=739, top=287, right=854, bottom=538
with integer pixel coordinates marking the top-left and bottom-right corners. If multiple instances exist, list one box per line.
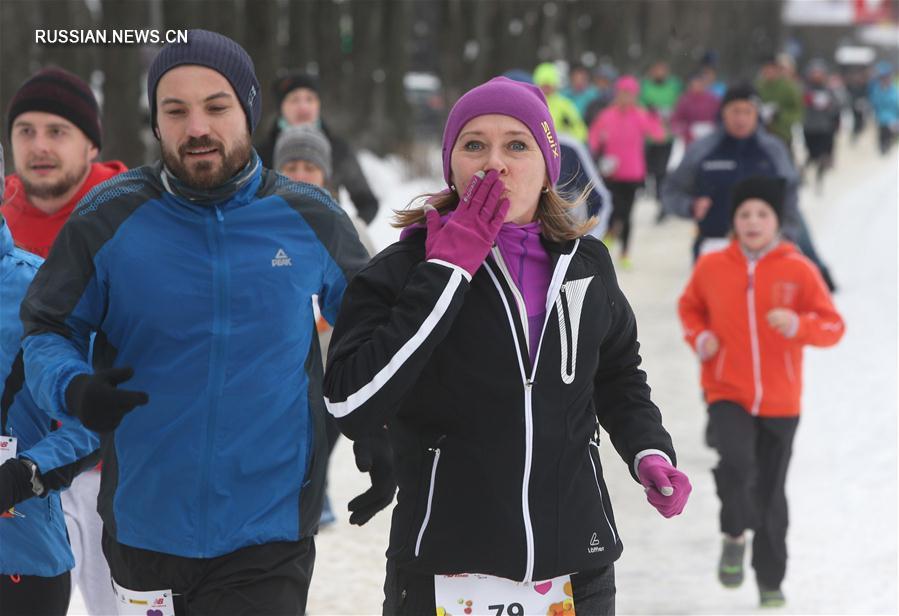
left=67, top=132, right=896, bottom=615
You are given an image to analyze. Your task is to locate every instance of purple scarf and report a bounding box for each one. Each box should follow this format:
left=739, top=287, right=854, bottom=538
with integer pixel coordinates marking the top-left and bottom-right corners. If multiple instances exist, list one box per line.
left=494, top=221, right=552, bottom=364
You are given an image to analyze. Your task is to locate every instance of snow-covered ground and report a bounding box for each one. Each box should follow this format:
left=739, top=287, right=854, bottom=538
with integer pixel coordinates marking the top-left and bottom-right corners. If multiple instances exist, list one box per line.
left=68, top=129, right=897, bottom=615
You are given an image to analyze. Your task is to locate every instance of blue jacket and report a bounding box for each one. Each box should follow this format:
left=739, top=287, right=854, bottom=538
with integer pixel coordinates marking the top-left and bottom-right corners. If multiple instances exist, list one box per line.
left=661, top=127, right=800, bottom=241
left=1, top=217, right=99, bottom=577
left=869, top=79, right=899, bottom=127
left=20, top=160, right=370, bottom=558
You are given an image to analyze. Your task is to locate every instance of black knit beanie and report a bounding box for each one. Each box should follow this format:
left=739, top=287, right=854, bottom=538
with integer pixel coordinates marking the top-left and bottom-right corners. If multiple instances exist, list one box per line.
left=7, top=67, right=102, bottom=149
left=147, top=29, right=261, bottom=135
left=731, top=176, right=786, bottom=225
left=273, top=72, right=320, bottom=106
left=721, top=82, right=761, bottom=109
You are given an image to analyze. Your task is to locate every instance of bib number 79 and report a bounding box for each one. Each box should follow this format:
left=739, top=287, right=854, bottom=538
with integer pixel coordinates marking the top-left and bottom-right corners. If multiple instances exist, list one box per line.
left=488, top=603, right=524, bottom=616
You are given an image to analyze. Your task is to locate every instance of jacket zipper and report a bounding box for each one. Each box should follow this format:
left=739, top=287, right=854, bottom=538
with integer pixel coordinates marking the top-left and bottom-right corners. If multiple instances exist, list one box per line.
left=588, top=440, right=618, bottom=545
left=414, top=446, right=441, bottom=557
left=746, top=261, right=763, bottom=415
left=784, top=351, right=795, bottom=383
left=714, top=348, right=727, bottom=381
left=485, top=242, right=578, bottom=582
left=198, top=205, right=230, bottom=555
left=559, top=285, right=574, bottom=377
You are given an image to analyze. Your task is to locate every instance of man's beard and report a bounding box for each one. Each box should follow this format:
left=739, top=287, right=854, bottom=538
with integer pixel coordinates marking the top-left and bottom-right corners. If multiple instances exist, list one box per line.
left=161, top=134, right=252, bottom=190
left=21, top=160, right=90, bottom=200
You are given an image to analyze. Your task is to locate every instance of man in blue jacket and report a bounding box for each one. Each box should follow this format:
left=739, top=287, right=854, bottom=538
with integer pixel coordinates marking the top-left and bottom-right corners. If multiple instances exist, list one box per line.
left=20, top=31, right=379, bottom=614
left=662, top=83, right=836, bottom=292
left=1, top=144, right=100, bottom=615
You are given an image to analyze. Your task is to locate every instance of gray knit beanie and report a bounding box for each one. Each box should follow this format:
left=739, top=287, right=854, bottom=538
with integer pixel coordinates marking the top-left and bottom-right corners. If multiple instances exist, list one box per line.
left=274, top=125, right=332, bottom=179
left=147, top=29, right=261, bottom=135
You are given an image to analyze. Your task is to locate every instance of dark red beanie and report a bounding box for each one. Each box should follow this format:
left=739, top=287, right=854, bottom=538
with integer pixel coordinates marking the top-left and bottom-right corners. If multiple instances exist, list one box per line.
left=6, top=67, right=102, bottom=149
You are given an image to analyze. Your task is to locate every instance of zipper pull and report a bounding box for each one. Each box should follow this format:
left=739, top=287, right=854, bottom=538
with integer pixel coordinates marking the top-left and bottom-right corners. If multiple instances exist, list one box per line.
left=215, top=206, right=224, bottom=222
left=428, top=434, right=447, bottom=452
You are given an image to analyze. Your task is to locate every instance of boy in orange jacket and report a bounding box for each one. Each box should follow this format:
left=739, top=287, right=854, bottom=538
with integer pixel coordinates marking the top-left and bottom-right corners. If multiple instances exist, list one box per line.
left=678, top=175, right=844, bottom=608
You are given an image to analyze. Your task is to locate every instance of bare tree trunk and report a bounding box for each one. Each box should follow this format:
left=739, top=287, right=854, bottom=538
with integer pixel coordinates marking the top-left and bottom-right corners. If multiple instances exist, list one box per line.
left=379, top=0, right=411, bottom=155
left=315, top=0, right=346, bottom=118
left=1, top=0, right=41, bottom=167
left=287, top=0, right=317, bottom=71
left=243, top=0, right=278, bottom=112
left=94, top=0, right=146, bottom=166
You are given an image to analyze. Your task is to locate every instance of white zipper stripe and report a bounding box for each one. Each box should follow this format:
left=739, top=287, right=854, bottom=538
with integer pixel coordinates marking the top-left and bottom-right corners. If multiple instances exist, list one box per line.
left=485, top=243, right=579, bottom=582
left=715, top=348, right=727, bottom=381
left=588, top=441, right=618, bottom=545
left=784, top=351, right=795, bottom=383
left=491, top=247, right=529, bottom=353
left=746, top=261, right=764, bottom=415
left=532, top=242, right=579, bottom=382
left=325, top=267, right=464, bottom=418
left=522, top=384, right=536, bottom=580
left=414, top=448, right=441, bottom=557
left=485, top=265, right=528, bottom=382
left=485, top=265, right=533, bottom=579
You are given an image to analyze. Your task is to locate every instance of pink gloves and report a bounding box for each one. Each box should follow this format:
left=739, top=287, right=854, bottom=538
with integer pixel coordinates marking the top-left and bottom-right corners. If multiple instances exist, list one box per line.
left=637, top=455, right=691, bottom=518
left=424, top=170, right=510, bottom=277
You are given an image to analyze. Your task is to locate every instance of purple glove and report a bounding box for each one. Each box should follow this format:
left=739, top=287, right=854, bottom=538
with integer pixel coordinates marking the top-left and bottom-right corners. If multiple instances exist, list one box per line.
left=424, top=169, right=510, bottom=277
left=637, top=455, right=691, bottom=518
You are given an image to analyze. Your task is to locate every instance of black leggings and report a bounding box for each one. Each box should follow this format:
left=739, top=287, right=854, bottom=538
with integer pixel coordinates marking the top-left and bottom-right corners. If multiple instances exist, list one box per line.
left=644, top=141, right=673, bottom=201
left=0, top=571, right=71, bottom=616
left=606, top=180, right=642, bottom=256
left=709, top=400, right=799, bottom=588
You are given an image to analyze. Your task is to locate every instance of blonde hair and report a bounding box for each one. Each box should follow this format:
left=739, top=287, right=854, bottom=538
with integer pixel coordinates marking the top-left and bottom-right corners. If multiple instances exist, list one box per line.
left=392, top=183, right=597, bottom=243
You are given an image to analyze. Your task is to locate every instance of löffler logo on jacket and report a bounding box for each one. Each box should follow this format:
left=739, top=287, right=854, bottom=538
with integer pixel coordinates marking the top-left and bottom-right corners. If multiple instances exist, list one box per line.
left=272, top=248, right=292, bottom=267
left=588, top=531, right=604, bottom=553
left=542, top=121, right=560, bottom=158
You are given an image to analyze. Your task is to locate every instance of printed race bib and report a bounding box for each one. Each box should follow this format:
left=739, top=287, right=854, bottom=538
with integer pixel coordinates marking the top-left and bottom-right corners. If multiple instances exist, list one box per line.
left=0, top=436, right=16, bottom=465
left=112, top=578, right=176, bottom=616
left=435, top=572, right=575, bottom=616
left=1, top=437, right=20, bottom=519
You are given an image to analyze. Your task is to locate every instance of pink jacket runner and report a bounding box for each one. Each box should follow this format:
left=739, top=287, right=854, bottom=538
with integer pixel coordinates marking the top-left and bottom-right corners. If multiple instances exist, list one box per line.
left=588, top=105, right=665, bottom=182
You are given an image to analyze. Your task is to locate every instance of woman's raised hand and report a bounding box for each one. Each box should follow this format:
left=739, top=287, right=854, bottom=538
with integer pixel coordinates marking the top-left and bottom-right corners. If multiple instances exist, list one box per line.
left=424, top=169, right=510, bottom=277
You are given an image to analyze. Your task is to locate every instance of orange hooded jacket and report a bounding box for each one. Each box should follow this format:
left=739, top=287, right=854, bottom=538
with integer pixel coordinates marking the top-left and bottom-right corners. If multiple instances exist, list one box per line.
left=678, top=240, right=844, bottom=417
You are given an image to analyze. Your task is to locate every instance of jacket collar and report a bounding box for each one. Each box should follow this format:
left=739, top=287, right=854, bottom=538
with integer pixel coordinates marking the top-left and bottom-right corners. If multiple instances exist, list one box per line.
left=158, top=149, right=262, bottom=208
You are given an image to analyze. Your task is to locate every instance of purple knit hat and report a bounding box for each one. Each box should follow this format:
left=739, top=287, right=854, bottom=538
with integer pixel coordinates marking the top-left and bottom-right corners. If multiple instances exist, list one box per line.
left=441, top=76, right=561, bottom=188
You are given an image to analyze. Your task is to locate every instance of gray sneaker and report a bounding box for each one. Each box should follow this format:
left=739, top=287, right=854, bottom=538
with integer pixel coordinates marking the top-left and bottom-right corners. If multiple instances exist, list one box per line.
left=718, top=536, right=746, bottom=588
left=759, top=585, right=786, bottom=608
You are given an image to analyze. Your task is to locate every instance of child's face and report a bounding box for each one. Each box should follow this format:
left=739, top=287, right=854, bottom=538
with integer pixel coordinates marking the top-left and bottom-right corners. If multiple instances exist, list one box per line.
left=280, top=159, right=326, bottom=188
left=733, top=198, right=779, bottom=252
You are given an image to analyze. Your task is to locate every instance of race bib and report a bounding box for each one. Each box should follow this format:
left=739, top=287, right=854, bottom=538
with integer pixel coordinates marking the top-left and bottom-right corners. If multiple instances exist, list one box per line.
left=435, top=572, right=574, bottom=616
left=112, top=578, right=176, bottom=616
left=1, top=437, right=19, bottom=519
left=0, top=436, right=17, bottom=465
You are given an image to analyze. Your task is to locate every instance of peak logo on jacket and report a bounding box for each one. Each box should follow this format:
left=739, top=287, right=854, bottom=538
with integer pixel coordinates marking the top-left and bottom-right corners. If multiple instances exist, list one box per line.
left=272, top=248, right=292, bottom=267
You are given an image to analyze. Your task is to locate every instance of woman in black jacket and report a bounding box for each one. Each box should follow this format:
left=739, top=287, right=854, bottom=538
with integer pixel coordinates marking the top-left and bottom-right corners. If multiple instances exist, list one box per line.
left=323, top=77, right=691, bottom=616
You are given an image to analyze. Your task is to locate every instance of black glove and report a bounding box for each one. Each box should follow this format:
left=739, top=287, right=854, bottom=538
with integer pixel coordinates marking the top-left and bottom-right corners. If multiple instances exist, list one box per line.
left=348, top=428, right=396, bottom=526
left=65, top=367, right=149, bottom=433
left=0, top=458, right=33, bottom=513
